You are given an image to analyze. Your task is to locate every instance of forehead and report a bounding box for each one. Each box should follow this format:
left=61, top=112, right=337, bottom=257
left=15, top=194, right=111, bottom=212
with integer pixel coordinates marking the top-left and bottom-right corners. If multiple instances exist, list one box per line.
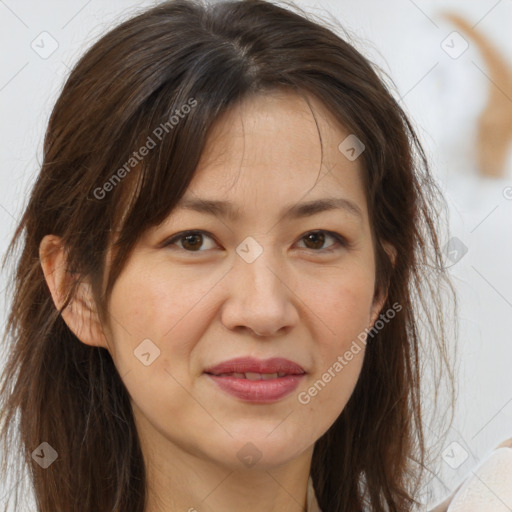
left=180, top=90, right=369, bottom=224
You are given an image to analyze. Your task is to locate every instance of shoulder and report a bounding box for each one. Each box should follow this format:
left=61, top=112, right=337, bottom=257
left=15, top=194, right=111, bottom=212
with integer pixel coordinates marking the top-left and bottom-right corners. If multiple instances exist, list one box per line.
left=428, top=437, right=512, bottom=512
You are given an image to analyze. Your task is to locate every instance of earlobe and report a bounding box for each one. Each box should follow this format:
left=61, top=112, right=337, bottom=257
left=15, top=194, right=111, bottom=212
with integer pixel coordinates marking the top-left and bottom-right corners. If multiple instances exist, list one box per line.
left=39, top=234, right=110, bottom=350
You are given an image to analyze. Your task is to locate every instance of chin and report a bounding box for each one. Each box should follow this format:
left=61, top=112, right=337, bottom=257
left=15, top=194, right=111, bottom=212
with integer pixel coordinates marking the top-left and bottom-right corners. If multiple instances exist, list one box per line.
left=207, top=432, right=314, bottom=471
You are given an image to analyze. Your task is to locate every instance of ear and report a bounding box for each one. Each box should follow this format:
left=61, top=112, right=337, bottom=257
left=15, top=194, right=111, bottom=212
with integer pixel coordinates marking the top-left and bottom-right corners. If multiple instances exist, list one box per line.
left=39, top=234, right=110, bottom=350
left=369, top=241, right=397, bottom=327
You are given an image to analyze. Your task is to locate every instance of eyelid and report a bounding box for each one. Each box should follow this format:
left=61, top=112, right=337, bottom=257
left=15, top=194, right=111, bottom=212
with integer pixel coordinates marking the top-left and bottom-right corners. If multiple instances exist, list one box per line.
left=162, top=229, right=349, bottom=253
left=295, top=230, right=348, bottom=253
left=162, top=230, right=219, bottom=252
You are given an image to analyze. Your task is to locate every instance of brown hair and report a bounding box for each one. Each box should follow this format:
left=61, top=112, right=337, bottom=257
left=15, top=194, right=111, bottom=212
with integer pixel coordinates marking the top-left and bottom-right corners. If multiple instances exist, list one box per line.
left=0, top=0, right=456, bottom=510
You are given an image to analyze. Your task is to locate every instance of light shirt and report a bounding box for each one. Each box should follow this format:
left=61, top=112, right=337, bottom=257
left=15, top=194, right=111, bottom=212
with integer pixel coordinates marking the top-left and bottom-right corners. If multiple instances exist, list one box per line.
left=446, top=447, right=512, bottom=512
left=306, top=476, right=322, bottom=512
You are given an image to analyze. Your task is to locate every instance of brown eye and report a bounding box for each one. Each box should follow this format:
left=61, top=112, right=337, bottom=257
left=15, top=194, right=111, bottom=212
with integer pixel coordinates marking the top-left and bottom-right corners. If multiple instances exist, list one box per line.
left=297, top=230, right=346, bottom=252
left=303, top=231, right=326, bottom=250
left=163, top=229, right=347, bottom=254
left=181, top=233, right=203, bottom=251
left=164, top=231, right=218, bottom=252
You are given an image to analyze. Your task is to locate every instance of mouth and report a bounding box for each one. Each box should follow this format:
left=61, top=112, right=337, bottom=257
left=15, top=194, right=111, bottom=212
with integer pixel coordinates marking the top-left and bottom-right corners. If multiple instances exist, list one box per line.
left=204, top=357, right=306, bottom=403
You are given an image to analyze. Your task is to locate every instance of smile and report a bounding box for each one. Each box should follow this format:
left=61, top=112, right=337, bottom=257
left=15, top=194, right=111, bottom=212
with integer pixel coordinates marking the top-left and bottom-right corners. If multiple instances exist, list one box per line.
left=204, top=357, right=306, bottom=403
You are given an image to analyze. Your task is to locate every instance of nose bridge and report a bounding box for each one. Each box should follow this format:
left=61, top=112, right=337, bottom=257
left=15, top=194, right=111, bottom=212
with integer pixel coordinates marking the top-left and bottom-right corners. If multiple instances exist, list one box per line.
left=222, top=234, right=298, bottom=336
left=235, top=234, right=283, bottom=301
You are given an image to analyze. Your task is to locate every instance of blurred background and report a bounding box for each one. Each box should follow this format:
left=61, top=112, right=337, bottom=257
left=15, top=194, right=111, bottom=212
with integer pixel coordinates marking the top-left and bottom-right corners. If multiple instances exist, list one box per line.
left=0, top=0, right=511, bottom=509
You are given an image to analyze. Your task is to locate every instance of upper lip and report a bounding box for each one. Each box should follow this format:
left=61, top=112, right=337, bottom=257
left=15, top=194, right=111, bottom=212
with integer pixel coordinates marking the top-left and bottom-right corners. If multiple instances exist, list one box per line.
left=204, top=357, right=306, bottom=376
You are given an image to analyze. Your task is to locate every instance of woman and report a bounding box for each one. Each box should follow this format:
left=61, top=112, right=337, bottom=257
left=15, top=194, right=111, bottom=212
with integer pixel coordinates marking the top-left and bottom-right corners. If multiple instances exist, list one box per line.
left=0, top=0, right=457, bottom=510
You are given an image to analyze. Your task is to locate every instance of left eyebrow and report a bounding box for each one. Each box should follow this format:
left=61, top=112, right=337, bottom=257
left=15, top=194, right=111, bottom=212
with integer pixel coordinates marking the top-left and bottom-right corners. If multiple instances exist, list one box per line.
left=176, top=196, right=364, bottom=223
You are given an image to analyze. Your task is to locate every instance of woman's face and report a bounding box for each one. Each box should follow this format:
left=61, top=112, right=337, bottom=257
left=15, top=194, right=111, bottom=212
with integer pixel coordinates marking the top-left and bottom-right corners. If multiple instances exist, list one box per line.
left=101, top=90, right=388, bottom=472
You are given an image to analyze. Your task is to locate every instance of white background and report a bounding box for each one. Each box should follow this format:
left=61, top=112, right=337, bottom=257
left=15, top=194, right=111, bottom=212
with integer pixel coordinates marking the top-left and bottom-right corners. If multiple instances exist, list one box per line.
left=1, top=0, right=511, bottom=509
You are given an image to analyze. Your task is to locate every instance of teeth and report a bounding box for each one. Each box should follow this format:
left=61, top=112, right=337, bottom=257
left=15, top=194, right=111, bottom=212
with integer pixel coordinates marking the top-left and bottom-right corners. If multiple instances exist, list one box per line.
left=217, top=372, right=286, bottom=379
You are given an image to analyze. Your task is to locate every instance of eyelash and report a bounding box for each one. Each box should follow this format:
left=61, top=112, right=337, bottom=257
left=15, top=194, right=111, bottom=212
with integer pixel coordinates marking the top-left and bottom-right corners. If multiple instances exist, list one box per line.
left=162, top=229, right=349, bottom=254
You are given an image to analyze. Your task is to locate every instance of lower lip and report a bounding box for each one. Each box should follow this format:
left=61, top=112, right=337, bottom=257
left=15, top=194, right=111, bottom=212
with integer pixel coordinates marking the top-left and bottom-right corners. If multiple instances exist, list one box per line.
left=206, top=374, right=305, bottom=403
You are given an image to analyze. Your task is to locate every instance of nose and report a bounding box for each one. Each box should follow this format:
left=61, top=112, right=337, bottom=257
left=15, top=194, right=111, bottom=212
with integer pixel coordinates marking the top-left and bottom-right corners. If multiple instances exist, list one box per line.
left=220, top=243, right=300, bottom=338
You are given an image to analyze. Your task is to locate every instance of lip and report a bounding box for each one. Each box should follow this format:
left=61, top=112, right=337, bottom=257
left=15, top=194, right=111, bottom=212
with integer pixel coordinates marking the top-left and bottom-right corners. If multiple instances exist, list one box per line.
left=204, top=357, right=306, bottom=403
left=205, top=357, right=306, bottom=375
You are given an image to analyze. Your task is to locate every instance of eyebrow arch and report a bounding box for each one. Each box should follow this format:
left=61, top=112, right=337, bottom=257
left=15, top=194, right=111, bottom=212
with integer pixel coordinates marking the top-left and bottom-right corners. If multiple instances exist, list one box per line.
left=177, top=196, right=363, bottom=222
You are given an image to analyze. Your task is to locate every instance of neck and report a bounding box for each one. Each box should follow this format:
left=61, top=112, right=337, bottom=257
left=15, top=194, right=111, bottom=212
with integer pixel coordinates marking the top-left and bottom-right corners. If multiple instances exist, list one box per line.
left=140, top=426, right=313, bottom=512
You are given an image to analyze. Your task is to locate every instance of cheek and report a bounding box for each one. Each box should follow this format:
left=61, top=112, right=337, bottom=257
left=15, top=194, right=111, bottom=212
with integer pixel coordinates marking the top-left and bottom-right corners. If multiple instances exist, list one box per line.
left=107, top=261, right=216, bottom=341
left=301, top=266, right=376, bottom=347
left=292, top=267, right=374, bottom=425
left=104, top=264, right=188, bottom=376
left=104, top=265, right=214, bottom=433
